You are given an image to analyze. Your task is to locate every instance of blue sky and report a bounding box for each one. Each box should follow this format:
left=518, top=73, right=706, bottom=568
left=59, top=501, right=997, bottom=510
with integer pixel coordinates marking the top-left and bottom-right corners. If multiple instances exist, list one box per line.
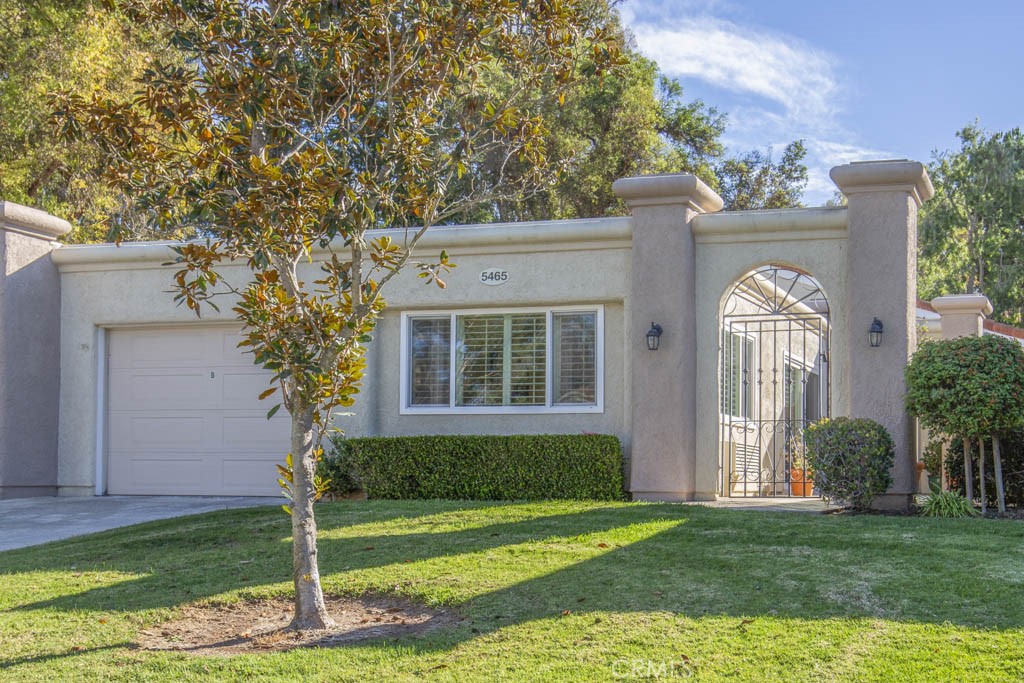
left=620, top=0, right=1024, bottom=204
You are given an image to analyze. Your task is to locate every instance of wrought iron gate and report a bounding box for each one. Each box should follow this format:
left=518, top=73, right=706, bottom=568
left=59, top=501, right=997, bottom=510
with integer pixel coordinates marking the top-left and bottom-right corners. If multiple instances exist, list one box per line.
left=719, top=266, right=830, bottom=497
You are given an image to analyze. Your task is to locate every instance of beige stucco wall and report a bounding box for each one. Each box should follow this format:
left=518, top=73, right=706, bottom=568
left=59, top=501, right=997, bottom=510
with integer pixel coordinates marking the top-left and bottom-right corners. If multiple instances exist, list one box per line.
left=53, top=219, right=631, bottom=495
left=0, top=203, right=71, bottom=498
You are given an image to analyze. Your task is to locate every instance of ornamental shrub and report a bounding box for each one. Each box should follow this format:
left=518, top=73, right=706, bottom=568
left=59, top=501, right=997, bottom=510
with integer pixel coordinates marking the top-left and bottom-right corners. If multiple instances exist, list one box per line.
left=320, top=433, right=626, bottom=501
left=941, top=429, right=1024, bottom=508
left=919, top=490, right=979, bottom=518
left=905, top=335, right=1024, bottom=439
left=804, top=417, right=894, bottom=509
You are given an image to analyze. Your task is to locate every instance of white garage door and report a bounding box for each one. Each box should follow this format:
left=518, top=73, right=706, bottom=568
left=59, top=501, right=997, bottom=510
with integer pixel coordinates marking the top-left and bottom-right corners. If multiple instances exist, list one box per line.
left=106, top=325, right=290, bottom=496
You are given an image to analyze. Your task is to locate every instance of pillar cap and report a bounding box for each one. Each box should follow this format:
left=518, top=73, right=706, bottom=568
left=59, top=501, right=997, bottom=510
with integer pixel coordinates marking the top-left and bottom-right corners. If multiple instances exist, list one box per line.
left=0, top=201, right=72, bottom=241
left=612, top=173, right=723, bottom=213
left=829, top=159, right=934, bottom=207
left=930, top=294, right=993, bottom=318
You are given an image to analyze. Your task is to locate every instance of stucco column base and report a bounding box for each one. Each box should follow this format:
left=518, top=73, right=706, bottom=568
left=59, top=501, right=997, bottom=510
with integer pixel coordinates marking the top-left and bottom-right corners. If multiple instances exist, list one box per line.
left=871, top=492, right=916, bottom=511
left=58, top=485, right=95, bottom=497
left=631, top=490, right=717, bottom=502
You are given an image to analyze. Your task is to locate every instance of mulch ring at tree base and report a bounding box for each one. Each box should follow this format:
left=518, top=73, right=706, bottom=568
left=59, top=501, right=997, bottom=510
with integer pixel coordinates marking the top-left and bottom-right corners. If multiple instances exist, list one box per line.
left=138, top=594, right=462, bottom=655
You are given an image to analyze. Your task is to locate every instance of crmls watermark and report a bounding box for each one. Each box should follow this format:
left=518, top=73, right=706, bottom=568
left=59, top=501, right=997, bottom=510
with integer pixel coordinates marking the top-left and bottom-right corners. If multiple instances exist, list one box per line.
left=611, top=658, right=694, bottom=679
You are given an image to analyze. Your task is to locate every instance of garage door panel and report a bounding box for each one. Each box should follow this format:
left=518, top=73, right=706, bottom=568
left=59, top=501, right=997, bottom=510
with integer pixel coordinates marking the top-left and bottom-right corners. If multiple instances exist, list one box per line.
left=221, top=370, right=277, bottom=405
left=106, top=325, right=290, bottom=496
left=127, top=416, right=206, bottom=445
left=108, top=329, right=206, bottom=369
left=108, top=370, right=212, bottom=410
left=107, top=455, right=205, bottom=492
left=222, top=415, right=291, bottom=446
left=220, top=458, right=282, bottom=494
left=217, top=331, right=258, bottom=366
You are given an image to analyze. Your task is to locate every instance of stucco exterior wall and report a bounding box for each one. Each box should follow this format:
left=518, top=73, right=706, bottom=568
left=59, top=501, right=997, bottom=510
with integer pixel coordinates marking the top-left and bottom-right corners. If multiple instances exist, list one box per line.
left=22, top=161, right=932, bottom=505
left=0, top=204, right=70, bottom=498
left=54, top=219, right=631, bottom=495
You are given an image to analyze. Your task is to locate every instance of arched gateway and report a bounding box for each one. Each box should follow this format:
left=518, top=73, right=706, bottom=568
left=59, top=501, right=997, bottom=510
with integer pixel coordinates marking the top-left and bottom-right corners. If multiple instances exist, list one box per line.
left=719, top=266, right=830, bottom=497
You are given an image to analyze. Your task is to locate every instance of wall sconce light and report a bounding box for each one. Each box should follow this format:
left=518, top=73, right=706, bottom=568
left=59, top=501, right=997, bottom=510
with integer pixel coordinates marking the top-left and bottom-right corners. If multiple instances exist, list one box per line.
left=869, top=318, right=884, bottom=348
left=646, top=322, right=663, bottom=351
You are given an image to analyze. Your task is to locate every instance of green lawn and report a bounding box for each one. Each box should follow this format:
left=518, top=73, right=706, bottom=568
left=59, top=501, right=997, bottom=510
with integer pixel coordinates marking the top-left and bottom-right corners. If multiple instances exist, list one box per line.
left=1, top=501, right=1022, bottom=682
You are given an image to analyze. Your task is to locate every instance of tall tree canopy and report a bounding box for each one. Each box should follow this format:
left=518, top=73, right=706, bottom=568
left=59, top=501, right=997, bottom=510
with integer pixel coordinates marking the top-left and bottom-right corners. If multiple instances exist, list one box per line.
left=4, top=1, right=806, bottom=243
left=56, top=0, right=621, bottom=631
left=0, top=0, right=172, bottom=241
left=919, top=124, right=1024, bottom=324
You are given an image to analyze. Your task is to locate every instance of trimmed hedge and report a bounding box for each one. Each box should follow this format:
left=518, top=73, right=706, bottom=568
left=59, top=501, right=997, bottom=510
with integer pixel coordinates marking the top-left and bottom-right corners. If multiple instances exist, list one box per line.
left=320, top=434, right=626, bottom=501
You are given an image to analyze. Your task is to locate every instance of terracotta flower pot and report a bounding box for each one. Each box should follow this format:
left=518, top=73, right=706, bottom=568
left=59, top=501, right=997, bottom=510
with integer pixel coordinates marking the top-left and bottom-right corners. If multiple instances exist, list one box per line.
left=790, top=468, right=813, bottom=497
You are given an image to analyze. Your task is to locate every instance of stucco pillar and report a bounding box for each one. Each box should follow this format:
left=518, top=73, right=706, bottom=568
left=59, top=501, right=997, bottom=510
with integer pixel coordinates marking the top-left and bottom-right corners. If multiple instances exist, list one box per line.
left=830, top=160, right=934, bottom=510
left=932, top=294, right=992, bottom=339
left=613, top=174, right=723, bottom=501
left=0, top=201, right=71, bottom=498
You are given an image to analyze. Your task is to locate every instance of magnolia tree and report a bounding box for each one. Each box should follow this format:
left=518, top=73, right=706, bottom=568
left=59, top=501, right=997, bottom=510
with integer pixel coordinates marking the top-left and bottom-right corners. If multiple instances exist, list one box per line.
left=55, top=0, right=620, bottom=630
left=906, top=334, right=1024, bottom=513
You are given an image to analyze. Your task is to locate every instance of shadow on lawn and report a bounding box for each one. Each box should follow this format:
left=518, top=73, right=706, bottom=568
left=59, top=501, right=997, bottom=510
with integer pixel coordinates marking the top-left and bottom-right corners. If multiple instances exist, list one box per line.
left=0, top=644, right=130, bottom=671
left=5, top=501, right=1024, bottom=642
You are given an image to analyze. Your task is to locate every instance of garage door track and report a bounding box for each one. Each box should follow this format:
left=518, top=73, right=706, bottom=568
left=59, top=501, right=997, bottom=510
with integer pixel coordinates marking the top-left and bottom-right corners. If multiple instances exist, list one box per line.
left=0, top=496, right=279, bottom=552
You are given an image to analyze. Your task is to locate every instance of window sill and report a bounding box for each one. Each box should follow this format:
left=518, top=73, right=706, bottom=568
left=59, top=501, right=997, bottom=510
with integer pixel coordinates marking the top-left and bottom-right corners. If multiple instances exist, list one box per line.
left=400, top=404, right=604, bottom=416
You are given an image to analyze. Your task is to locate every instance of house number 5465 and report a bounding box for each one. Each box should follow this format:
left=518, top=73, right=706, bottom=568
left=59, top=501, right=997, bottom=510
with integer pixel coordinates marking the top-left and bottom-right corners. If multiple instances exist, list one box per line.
left=479, top=268, right=510, bottom=286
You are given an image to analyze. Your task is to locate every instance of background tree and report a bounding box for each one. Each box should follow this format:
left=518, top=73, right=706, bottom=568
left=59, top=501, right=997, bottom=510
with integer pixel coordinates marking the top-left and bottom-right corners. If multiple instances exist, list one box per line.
left=919, top=124, right=1024, bottom=325
left=905, top=334, right=1024, bottom=513
left=716, top=140, right=809, bottom=211
left=0, top=0, right=174, bottom=241
left=56, top=0, right=620, bottom=631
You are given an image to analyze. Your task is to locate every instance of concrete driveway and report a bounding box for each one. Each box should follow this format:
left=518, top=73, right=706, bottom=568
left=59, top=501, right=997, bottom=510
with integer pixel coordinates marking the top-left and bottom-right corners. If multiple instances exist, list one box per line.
left=0, top=495, right=280, bottom=552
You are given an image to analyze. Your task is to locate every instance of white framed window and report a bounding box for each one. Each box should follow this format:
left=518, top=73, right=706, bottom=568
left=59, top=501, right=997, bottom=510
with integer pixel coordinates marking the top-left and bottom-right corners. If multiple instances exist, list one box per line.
left=400, top=305, right=604, bottom=414
left=721, top=330, right=755, bottom=420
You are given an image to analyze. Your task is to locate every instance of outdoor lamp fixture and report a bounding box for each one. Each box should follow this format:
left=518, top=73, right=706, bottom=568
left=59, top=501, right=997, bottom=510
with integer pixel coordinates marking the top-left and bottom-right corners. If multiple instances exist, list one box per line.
left=869, top=318, right=884, bottom=348
left=646, top=322, right=663, bottom=351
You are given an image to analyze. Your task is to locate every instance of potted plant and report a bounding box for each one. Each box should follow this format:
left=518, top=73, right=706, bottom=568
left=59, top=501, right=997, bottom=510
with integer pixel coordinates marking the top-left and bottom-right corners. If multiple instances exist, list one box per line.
left=788, top=438, right=813, bottom=497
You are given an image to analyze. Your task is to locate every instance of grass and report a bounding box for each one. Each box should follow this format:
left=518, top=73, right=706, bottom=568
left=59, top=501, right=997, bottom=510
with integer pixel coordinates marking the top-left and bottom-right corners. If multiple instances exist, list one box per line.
left=1, top=500, right=1023, bottom=682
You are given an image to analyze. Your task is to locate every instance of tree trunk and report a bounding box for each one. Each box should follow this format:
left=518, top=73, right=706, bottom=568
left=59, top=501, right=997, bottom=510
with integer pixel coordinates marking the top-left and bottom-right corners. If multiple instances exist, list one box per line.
left=978, top=437, right=987, bottom=515
left=963, top=438, right=974, bottom=503
left=940, top=439, right=948, bottom=491
left=993, top=435, right=1007, bottom=514
left=288, top=401, right=333, bottom=631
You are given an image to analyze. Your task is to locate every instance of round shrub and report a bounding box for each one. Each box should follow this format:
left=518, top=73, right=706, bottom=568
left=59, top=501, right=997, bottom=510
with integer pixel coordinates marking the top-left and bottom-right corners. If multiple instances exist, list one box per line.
left=804, top=417, right=894, bottom=509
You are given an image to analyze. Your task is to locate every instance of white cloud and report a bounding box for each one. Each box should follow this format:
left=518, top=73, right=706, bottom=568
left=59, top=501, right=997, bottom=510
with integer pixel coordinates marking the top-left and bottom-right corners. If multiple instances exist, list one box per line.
left=620, top=5, right=892, bottom=204
left=630, top=17, right=838, bottom=126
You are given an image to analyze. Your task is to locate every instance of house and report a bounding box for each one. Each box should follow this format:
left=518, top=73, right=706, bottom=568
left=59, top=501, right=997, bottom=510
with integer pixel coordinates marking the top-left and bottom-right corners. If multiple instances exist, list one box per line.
left=1, top=159, right=1008, bottom=507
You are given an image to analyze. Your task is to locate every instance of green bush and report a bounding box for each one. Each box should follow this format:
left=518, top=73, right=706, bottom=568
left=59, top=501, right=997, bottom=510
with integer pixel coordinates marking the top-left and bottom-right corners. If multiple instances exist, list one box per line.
left=320, top=433, right=626, bottom=501
left=940, top=430, right=1024, bottom=508
left=317, top=440, right=363, bottom=495
left=804, top=417, right=894, bottom=509
left=919, top=490, right=979, bottom=518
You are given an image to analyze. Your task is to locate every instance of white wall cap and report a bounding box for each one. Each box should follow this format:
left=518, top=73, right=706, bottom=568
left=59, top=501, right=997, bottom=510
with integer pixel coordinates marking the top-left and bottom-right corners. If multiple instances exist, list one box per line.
left=612, top=173, right=723, bottom=213
left=691, top=206, right=846, bottom=239
left=0, top=200, right=72, bottom=240
left=931, top=294, right=994, bottom=318
left=51, top=216, right=633, bottom=267
left=829, top=159, right=935, bottom=207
